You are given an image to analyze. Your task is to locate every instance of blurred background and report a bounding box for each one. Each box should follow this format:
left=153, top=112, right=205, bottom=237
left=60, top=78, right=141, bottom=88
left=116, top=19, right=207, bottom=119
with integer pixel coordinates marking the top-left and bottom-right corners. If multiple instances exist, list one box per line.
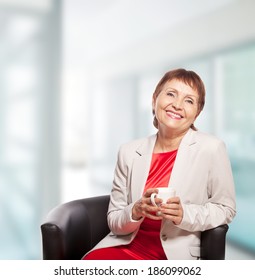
left=0, top=0, right=255, bottom=260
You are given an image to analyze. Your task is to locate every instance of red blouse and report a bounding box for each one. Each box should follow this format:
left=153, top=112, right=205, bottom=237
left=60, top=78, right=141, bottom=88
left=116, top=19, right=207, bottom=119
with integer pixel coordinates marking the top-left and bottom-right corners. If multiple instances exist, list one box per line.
left=83, top=149, right=178, bottom=260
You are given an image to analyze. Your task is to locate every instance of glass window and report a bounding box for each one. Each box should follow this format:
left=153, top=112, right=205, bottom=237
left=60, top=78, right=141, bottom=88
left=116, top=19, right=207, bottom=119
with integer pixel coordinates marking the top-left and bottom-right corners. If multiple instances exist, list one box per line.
left=0, top=1, right=60, bottom=259
left=215, top=45, right=255, bottom=251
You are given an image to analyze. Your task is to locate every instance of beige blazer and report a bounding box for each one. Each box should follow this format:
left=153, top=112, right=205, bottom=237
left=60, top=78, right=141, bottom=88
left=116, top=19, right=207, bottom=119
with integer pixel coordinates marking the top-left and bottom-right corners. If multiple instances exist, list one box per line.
left=90, top=128, right=236, bottom=259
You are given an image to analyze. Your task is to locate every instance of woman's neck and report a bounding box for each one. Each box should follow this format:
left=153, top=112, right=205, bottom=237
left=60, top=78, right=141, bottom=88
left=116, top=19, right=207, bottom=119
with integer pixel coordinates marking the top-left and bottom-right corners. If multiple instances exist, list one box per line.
left=154, top=129, right=186, bottom=153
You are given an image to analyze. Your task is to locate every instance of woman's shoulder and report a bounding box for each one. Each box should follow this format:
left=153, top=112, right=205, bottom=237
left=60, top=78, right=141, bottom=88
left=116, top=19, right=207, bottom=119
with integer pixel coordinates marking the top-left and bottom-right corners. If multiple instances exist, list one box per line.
left=194, top=130, right=226, bottom=152
left=195, top=130, right=223, bottom=143
left=116, top=135, right=155, bottom=165
left=119, top=134, right=155, bottom=152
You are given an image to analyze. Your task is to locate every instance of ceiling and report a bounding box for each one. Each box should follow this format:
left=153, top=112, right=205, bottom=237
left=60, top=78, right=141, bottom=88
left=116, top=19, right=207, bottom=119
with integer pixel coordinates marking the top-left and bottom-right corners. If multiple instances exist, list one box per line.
left=0, top=0, right=237, bottom=63
left=63, top=0, right=237, bottom=62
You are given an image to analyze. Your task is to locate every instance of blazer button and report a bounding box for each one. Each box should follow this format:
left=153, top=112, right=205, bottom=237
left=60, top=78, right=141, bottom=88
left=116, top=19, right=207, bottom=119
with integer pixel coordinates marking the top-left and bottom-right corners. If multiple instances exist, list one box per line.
left=161, top=234, right=167, bottom=241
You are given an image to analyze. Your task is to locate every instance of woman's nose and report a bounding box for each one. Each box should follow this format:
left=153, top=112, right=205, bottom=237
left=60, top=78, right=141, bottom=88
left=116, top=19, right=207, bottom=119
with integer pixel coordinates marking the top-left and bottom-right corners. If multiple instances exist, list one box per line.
left=172, top=99, right=183, bottom=110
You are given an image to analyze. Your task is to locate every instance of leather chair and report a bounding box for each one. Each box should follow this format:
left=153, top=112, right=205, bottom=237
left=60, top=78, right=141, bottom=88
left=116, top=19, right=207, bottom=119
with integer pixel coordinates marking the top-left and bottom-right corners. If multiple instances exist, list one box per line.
left=41, top=195, right=229, bottom=260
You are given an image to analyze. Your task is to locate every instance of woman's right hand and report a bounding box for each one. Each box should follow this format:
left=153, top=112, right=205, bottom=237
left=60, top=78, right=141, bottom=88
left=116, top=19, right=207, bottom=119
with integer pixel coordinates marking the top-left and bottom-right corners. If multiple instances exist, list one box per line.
left=131, top=188, right=163, bottom=220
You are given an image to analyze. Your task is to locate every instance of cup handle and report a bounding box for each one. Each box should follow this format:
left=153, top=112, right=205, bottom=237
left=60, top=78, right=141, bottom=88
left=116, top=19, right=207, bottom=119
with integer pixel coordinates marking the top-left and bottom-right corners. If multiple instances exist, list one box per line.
left=150, top=193, right=158, bottom=206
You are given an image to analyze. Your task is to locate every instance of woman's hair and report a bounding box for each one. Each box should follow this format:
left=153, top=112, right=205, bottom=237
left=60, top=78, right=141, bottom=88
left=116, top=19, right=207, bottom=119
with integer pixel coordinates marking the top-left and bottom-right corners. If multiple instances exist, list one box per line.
left=152, top=68, right=206, bottom=130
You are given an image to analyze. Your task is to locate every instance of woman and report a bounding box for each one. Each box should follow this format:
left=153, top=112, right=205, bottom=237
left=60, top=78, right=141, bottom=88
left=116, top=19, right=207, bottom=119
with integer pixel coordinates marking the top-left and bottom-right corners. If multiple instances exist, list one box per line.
left=83, top=68, right=236, bottom=260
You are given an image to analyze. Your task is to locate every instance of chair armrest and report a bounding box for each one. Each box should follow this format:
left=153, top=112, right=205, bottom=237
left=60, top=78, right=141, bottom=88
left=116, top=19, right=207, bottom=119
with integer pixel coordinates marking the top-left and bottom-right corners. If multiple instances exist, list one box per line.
left=41, top=195, right=110, bottom=260
left=41, top=195, right=228, bottom=260
left=200, top=224, right=229, bottom=260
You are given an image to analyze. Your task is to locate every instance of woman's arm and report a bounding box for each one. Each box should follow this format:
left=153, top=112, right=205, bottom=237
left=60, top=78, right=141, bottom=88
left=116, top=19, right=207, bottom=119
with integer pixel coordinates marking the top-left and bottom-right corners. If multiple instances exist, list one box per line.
left=163, top=141, right=236, bottom=232
left=107, top=146, right=144, bottom=235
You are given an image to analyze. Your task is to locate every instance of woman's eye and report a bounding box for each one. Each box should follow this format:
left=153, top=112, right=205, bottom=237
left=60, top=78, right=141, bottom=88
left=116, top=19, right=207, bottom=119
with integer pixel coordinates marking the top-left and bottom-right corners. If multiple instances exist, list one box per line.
left=186, top=99, right=194, bottom=104
left=167, top=92, right=175, bottom=97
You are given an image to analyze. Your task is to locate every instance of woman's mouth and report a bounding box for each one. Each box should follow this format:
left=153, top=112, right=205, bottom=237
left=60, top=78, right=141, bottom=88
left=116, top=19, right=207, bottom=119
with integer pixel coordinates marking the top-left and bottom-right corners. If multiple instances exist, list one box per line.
left=166, top=110, right=183, bottom=120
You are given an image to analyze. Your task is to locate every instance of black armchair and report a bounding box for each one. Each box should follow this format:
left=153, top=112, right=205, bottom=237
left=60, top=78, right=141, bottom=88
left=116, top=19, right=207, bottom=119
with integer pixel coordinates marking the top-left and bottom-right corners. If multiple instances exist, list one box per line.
left=41, top=195, right=229, bottom=260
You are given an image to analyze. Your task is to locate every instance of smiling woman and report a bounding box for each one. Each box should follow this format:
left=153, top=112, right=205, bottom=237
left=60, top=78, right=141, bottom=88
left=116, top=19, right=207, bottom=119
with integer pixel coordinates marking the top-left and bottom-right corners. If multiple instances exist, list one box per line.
left=82, top=68, right=236, bottom=260
left=151, top=69, right=206, bottom=153
left=153, top=79, right=199, bottom=144
left=152, top=69, right=205, bottom=133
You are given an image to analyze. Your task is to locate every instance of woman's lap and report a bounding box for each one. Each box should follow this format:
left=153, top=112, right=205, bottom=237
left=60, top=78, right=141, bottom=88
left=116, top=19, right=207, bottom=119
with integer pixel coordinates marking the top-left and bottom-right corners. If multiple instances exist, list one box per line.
left=83, top=246, right=140, bottom=260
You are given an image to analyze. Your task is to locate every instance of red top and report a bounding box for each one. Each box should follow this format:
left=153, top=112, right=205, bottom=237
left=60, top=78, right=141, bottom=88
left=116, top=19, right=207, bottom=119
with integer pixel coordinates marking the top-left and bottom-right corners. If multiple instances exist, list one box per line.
left=124, top=149, right=178, bottom=259
left=144, top=150, right=178, bottom=192
left=83, top=149, right=178, bottom=260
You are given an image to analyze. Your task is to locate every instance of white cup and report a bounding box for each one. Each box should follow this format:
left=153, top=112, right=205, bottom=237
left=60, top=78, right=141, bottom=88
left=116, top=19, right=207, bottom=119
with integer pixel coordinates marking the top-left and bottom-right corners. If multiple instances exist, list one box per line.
left=150, top=187, right=176, bottom=207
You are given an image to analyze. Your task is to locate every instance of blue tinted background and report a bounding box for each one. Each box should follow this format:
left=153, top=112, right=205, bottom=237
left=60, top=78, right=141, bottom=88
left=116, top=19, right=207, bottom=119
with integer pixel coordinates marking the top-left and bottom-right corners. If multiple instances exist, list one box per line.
left=0, top=0, right=254, bottom=259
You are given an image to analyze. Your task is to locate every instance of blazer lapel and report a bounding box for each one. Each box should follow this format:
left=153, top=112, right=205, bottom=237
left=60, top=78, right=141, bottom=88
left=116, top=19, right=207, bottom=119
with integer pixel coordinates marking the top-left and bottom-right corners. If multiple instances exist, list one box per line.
left=129, top=129, right=197, bottom=201
left=130, top=134, right=157, bottom=201
left=168, top=129, right=197, bottom=192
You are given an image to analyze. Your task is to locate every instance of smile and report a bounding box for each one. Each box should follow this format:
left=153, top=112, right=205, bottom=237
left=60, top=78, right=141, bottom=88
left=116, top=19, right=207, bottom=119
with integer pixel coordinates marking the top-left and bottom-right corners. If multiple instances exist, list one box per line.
left=166, top=110, right=183, bottom=119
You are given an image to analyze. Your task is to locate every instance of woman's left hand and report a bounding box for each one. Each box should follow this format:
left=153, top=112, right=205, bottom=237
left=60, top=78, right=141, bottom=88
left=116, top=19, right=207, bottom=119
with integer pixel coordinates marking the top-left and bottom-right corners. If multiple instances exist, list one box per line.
left=160, top=197, right=183, bottom=225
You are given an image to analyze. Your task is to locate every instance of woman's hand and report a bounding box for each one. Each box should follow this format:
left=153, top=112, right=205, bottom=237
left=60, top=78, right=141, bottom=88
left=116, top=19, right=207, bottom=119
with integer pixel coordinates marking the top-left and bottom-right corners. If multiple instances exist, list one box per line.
left=160, top=197, right=183, bottom=225
left=132, top=188, right=163, bottom=221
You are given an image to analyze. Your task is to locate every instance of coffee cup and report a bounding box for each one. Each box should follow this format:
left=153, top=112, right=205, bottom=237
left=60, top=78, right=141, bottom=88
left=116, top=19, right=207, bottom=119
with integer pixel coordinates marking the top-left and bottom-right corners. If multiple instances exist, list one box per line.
left=150, top=187, right=176, bottom=207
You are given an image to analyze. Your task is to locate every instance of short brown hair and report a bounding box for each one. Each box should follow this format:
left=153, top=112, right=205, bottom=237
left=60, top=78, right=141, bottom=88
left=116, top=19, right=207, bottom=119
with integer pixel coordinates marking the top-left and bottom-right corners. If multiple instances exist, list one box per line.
left=152, top=68, right=206, bottom=130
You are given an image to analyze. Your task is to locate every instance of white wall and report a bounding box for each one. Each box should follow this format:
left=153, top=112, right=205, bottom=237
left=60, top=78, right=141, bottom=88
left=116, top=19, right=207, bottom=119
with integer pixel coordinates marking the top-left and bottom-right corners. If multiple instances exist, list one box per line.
left=89, top=0, right=255, bottom=79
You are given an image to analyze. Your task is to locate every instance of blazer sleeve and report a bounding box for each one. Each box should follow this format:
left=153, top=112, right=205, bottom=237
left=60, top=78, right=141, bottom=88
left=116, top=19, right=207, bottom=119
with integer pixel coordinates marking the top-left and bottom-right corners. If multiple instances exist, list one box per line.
left=177, top=140, right=236, bottom=232
left=107, top=145, right=143, bottom=235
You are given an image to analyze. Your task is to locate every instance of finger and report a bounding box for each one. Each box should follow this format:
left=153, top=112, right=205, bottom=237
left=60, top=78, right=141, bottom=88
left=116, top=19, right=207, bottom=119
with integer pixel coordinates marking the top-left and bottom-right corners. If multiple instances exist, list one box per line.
left=150, top=197, right=163, bottom=206
left=141, top=201, right=162, bottom=213
left=171, top=215, right=182, bottom=225
left=166, top=197, right=180, bottom=204
left=143, top=188, right=159, bottom=197
left=134, top=197, right=163, bottom=220
left=161, top=203, right=180, bottom=210
left=143, top=210, right=163, bottom=220
left=161, top=208, right=180, bottom=216
left=141, top=196, right=155, bottom=206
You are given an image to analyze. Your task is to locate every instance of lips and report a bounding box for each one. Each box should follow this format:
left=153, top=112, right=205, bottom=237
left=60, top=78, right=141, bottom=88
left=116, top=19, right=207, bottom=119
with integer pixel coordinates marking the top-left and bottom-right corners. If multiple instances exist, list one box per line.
left=166, top=110, right=183, bottom=119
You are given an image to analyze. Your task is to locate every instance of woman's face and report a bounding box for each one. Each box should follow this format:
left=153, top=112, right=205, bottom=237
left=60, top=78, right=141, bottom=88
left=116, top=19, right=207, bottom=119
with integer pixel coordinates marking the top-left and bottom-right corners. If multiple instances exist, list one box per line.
left=152, top=79, right=199, bottom=133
